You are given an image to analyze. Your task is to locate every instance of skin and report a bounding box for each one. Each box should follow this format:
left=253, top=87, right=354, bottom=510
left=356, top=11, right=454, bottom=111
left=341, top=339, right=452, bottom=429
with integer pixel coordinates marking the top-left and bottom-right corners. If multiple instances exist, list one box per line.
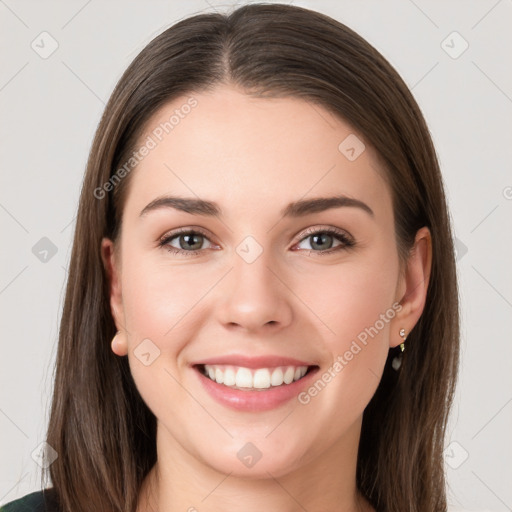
left=101, top=84, right=431, bottom=512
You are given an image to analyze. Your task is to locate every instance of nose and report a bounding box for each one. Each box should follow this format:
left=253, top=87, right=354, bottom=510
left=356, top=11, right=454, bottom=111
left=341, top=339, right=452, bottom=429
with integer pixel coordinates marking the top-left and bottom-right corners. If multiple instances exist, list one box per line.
left=215, top=248, right=294, bottom=333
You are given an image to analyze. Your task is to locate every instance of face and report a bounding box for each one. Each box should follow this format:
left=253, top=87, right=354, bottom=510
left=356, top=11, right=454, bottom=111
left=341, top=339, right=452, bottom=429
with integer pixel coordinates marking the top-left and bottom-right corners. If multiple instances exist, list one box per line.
left=102, top=84, right=422, bottom=479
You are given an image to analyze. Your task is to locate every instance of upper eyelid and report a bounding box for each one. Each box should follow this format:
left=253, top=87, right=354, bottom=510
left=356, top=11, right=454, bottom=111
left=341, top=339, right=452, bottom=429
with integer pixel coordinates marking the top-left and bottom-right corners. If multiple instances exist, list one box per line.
left=159, top=226, right=211, bottom=243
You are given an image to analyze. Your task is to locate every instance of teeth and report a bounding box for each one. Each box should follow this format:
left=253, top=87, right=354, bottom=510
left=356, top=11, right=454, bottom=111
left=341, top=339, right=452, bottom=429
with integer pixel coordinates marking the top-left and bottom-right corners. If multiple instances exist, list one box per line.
left=202, top=364, right=309, bottom=389
left=236, top=367, right=253, bottom=388
left=223, top=367, right=236, bottom=386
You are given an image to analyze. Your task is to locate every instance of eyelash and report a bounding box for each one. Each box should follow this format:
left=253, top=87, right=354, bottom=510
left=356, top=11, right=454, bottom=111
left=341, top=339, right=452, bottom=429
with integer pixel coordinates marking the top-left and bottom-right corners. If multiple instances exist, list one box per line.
left=158, top=226, right=355, bottom=257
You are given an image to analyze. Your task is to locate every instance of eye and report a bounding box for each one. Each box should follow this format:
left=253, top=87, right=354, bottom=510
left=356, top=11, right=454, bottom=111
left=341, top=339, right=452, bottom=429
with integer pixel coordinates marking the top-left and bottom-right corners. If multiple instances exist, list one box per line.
left=158, top=226, right=355, bottom=257
left=294, top=227, right=355, bottom=255
left=158, top=228, right=216, bottom=256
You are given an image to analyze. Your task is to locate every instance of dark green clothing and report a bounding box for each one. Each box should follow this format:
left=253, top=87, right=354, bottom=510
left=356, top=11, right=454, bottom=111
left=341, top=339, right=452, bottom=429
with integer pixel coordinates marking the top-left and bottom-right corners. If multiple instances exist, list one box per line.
left=0, top=489, right=59, bottom=512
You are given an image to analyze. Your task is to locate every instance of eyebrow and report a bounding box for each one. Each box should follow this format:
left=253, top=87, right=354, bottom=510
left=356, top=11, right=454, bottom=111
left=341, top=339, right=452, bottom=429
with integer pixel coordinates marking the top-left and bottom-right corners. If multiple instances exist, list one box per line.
left=139, top=194, right=374, bottom=219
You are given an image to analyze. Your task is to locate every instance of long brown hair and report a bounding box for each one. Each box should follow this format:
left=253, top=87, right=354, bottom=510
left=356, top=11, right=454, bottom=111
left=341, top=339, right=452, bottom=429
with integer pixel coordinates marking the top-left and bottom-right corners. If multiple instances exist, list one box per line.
left=43, top=4, right=460, bottom=511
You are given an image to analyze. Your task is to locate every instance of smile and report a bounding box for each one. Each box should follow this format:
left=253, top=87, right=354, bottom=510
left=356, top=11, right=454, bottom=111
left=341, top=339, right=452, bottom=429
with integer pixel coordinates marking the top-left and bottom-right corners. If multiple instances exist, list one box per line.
left=199, top=364, right=312, bottom=390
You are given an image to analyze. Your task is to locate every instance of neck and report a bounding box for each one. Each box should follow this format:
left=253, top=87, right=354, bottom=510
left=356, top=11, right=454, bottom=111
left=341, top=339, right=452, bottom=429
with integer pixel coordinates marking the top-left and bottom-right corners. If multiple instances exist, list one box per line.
left=137, top=417, right=374, bottom=512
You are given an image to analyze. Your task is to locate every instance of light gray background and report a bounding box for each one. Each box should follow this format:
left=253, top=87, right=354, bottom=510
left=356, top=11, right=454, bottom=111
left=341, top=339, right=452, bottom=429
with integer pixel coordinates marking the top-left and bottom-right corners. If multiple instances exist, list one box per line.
left=1, top=1, right=511, bottom=510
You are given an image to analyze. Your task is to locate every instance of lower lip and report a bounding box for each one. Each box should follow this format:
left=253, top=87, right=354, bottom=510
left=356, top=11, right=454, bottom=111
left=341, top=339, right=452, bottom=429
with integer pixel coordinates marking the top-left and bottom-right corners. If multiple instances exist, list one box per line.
left=193, top=365, right=320, bottom=412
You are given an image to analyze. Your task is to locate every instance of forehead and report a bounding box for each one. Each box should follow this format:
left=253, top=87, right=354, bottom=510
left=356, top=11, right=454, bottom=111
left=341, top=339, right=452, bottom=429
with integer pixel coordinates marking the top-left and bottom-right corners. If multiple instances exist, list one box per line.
left=122, top=85, right=391, bottom=223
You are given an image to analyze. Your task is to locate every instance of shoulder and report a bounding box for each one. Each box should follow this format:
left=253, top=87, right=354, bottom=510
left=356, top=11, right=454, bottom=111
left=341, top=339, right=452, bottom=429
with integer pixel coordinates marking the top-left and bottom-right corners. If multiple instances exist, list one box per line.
left=0, top=488, right=60, bottom=512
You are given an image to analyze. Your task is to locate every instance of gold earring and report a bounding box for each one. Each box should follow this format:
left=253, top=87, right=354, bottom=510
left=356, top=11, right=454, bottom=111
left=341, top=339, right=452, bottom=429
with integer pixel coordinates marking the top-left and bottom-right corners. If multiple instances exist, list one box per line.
left=392, top=328, right=407, bottom=371
left=399, top=328, right=407, bottom=352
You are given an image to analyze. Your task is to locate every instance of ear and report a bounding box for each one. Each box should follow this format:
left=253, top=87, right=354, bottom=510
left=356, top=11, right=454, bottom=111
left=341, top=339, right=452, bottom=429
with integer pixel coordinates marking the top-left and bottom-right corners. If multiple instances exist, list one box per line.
left=390, top=226, right=432, bottom=348
left=101, top=237, right=127, bottom=355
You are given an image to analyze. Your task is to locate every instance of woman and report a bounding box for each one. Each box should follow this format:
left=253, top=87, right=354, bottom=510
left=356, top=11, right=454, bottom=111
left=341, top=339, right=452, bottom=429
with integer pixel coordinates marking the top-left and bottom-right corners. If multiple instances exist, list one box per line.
left=1, top=3, right=459, bottom=511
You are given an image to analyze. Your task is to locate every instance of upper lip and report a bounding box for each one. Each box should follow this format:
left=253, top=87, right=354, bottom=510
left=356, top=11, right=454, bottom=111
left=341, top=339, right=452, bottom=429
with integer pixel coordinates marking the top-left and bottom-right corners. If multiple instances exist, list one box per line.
left=191, top=354, right=318, bottom=369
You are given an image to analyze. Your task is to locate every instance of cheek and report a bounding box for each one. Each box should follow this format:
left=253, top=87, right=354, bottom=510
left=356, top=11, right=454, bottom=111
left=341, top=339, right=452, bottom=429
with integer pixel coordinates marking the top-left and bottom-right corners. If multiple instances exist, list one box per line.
left=120, top=261, right=191, bottom=421
left=302, top=247, right=398, bottom=346
left=119, top=253, right=217, bottom=406
left=330, top=270, right=396, bottom=345
left=299, top=248, right=398, bottom=400
left=120, top=252, right=203, bottom=338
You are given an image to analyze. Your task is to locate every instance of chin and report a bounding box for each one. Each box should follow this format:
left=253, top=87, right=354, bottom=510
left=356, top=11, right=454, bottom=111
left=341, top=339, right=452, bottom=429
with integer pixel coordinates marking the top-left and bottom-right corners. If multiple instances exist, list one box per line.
left=199, top=441, right=307, bottom=479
